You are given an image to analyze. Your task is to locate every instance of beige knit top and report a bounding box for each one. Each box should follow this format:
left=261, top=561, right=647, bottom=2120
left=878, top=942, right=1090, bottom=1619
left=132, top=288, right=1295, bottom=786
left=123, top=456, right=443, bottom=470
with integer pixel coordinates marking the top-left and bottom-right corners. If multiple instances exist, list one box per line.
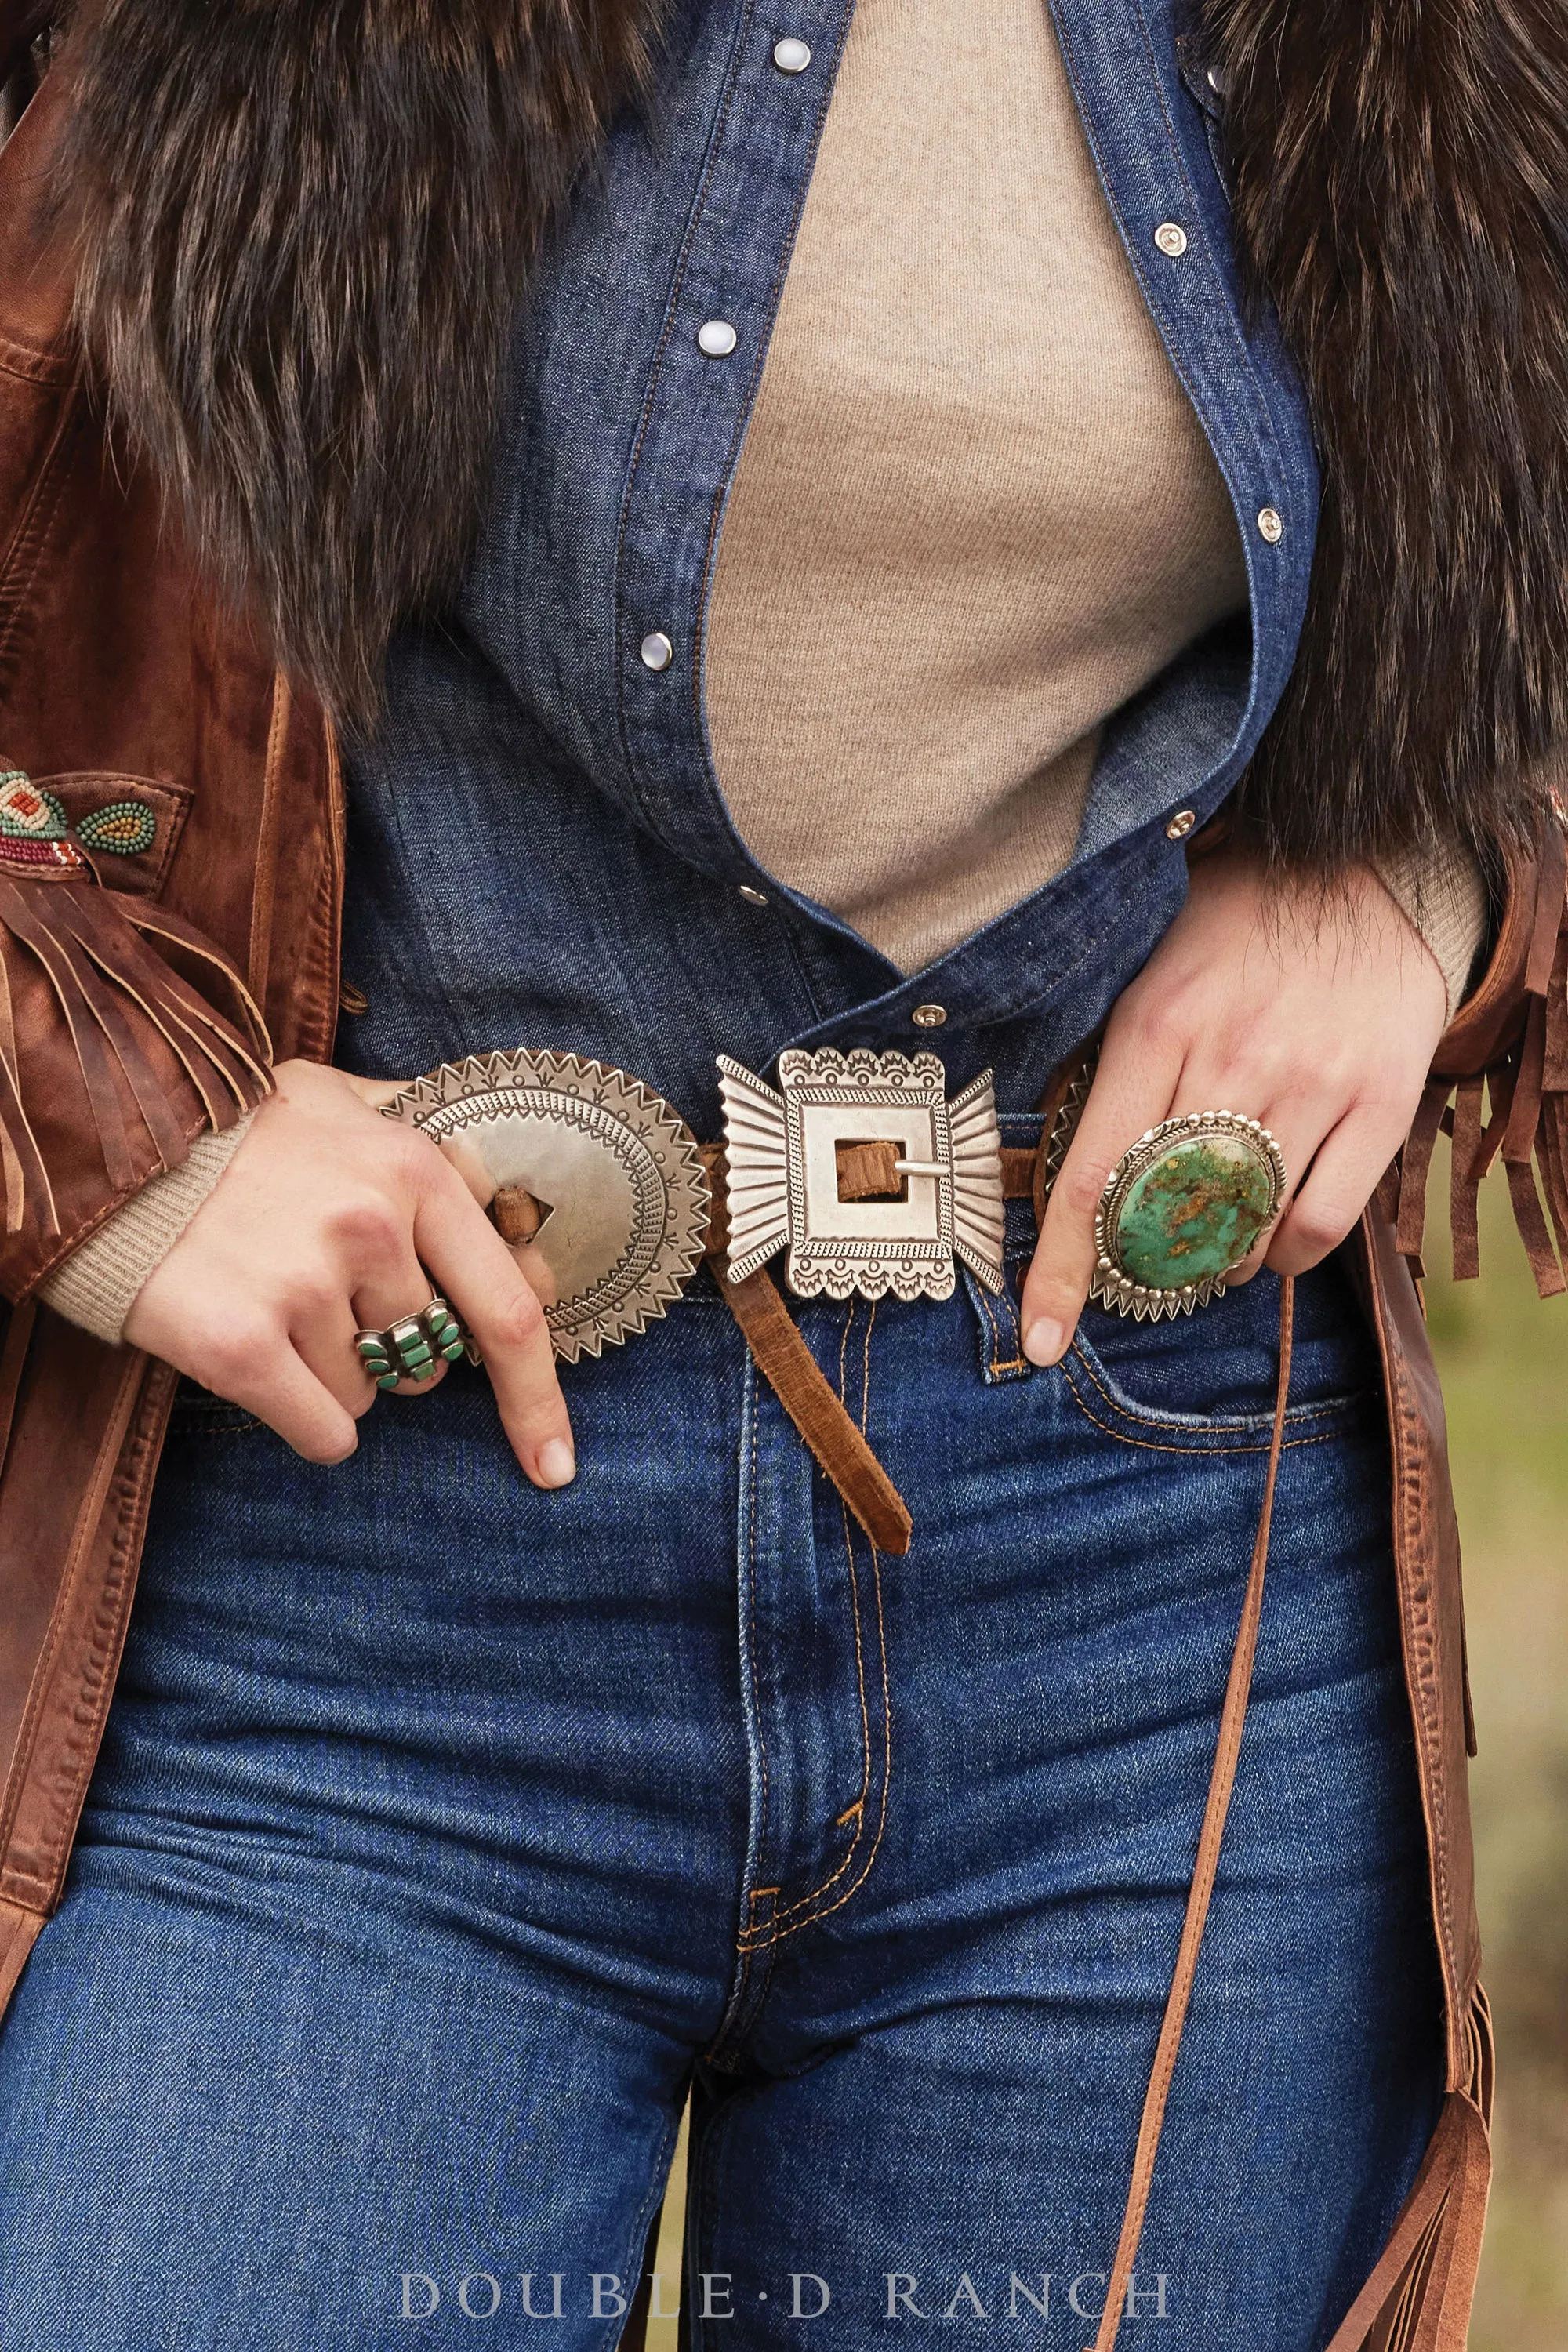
left=706, top=0, right=1251, bottom=973
left=39, top=0, right=1485, bottom=1346
left=706, top=0, right=1482, bottom=989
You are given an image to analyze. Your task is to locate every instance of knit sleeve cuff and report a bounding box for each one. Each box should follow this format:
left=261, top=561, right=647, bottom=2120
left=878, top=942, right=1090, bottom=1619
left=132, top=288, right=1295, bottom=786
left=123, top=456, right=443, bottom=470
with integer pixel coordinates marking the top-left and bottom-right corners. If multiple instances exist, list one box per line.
left=36, top=1115, right=255, bottom=1346
left=1370, top=840, right=1490, bottom=1024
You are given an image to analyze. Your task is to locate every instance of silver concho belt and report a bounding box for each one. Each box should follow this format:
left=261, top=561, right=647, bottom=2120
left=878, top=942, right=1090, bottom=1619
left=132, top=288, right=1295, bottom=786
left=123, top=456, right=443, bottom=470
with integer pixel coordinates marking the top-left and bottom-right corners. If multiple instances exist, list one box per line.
left=380, top=1045, right=1007, bottom=1356
left=381, top=1052, right=710, bottom=1363
left=717, top=1047, right=1005, bottom=1301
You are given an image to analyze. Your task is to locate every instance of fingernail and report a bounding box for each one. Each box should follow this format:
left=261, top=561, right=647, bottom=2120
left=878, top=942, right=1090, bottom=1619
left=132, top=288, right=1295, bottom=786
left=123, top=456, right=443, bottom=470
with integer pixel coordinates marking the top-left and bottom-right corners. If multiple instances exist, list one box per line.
left=1023, top=1318, right=1064, bottom=1367
left=536, top=1438, right=576, bottom=1489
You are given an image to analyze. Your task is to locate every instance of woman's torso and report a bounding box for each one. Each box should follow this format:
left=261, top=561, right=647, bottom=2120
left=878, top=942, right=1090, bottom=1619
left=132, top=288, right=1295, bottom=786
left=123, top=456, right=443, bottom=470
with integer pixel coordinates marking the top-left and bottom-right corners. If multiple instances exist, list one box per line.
left=334, top=0, right=1314, bottom=1131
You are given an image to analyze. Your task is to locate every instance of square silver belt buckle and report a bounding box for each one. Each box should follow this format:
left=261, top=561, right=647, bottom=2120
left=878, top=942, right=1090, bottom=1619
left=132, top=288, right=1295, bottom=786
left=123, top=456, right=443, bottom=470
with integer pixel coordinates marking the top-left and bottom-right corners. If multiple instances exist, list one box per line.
left=717, top=1047, right=1005, bottom=1301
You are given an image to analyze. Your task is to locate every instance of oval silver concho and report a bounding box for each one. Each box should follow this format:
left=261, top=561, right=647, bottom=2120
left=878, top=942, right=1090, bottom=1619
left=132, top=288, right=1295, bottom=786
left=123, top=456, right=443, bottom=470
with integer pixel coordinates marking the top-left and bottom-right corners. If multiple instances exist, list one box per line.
left=381, top=1051, right=710, bottom=1363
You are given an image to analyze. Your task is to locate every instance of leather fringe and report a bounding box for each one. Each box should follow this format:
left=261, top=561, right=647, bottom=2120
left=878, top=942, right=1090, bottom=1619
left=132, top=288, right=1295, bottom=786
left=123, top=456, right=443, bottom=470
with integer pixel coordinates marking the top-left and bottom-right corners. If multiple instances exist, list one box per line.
left=1396, top=823, right=1568, bottom=1298
left=0, top=876, right=273, bottom=1254
left=1325, top=1987, right=1494, bottom=2352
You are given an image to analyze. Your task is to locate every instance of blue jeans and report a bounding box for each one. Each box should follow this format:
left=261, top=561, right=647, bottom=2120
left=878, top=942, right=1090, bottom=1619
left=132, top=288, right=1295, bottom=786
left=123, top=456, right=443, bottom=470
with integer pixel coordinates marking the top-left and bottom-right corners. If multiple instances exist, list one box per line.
left=0, top=1197, right=1442, bottom=2349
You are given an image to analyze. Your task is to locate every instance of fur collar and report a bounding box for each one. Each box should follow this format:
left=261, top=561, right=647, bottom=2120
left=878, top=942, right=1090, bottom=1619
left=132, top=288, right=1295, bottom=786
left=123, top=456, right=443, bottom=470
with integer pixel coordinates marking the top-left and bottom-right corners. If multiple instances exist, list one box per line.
left=56, top=0, right=1568, bottom=868
left=1201, top=0, right=1568, bottom=869
left=59, top=0, right=659, bottom=725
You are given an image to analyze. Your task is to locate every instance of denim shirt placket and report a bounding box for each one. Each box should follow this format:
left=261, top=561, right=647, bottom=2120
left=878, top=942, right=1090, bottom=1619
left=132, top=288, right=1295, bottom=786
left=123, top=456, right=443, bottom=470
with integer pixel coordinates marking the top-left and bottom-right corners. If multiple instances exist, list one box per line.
left=604, top=0, right=1319, bottom=1102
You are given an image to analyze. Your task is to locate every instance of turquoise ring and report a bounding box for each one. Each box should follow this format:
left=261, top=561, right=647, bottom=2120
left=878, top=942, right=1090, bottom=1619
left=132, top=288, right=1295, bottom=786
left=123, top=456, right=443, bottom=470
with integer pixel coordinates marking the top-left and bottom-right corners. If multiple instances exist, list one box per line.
left=1091, top=1112, right=1287, bottom=1323
left=354, top=1295, right=477, bottom=1392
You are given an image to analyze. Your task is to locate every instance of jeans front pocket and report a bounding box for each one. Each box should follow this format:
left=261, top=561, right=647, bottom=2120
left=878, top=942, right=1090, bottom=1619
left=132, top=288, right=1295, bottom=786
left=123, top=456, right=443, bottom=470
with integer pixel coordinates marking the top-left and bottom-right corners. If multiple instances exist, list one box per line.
left=1063, top=1248, right=1382, bottom=1454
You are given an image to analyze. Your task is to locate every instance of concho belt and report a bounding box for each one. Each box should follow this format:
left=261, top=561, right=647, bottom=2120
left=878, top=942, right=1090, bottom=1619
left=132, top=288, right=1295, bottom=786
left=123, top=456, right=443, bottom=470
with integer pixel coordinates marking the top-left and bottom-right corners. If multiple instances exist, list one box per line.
left=380, top=1047, right=1007, bottom=1360
left=378, top=1040, right=1279, bottom=1556
left=380, top=1051, right=713, bottom=1363
left=716, top=1047, right=1005, bottom=1301
left=378, top=1047, right=1010, bottom=1559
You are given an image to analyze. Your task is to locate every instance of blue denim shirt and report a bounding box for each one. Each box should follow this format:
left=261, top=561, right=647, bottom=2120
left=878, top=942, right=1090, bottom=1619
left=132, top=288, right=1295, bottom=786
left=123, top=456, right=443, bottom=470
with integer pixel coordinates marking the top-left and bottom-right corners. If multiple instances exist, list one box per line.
left=339, top=0, right=1319, bottom=1135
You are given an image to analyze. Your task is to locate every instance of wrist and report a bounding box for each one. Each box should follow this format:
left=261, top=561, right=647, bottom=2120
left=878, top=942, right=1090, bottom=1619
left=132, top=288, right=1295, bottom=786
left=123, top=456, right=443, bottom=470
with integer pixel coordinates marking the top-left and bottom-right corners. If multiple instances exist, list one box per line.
left=1364, top=842, right=1488, bottom=1024
left=41, top=1116, right=256, bottom=1347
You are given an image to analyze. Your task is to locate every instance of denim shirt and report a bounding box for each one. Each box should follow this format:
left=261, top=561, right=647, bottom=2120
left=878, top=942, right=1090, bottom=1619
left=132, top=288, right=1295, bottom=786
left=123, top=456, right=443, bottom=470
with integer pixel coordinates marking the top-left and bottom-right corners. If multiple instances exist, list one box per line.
left=339, top=0, right=1319, bottom=1136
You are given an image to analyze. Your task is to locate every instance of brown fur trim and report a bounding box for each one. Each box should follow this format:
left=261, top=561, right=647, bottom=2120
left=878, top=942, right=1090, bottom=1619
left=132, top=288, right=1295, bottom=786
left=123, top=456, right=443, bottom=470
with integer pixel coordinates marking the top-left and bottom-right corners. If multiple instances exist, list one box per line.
left=1202, top=0, right=1568, bottom=871
left=58, top=0, right=660, bottom=726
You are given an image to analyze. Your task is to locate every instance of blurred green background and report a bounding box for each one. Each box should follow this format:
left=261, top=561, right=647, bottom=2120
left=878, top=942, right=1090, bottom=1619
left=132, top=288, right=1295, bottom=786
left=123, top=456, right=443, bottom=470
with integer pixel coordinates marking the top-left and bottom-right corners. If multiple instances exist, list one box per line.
left=1426, top=1150, right=1568, bottom=2345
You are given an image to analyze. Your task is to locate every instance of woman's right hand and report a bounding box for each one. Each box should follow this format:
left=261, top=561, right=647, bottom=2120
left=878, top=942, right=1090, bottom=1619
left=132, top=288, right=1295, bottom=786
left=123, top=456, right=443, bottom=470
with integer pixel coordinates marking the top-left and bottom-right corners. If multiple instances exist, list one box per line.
left=123, top=1059, right=576, bottom=1486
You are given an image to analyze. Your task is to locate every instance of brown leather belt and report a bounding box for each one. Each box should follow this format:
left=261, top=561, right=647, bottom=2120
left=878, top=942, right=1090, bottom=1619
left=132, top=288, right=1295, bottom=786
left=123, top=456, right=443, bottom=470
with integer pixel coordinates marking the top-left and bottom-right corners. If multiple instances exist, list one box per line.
left=696, top=1136, right=1041, bottom=1559
left=379, top=1050, right=1043, bottom=1551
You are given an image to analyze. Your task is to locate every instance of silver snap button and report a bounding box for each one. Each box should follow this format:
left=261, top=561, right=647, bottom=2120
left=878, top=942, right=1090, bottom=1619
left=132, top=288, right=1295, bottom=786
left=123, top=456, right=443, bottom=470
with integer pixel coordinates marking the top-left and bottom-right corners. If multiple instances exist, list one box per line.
left=698, top=319, right=738, bottom=358
left=773, top=35, right=811, bottom=72
left=1154, top=222, right=1189, bottom=258
left=640, top=631, right=674, bottom=671
left=1257, top=506, right=1284, bottom=544
left=739, top=884, right=770, bottom=906
left=911, top=1004, right=948, bottom=1030
left=1165, top=808, right=1198, bottom=840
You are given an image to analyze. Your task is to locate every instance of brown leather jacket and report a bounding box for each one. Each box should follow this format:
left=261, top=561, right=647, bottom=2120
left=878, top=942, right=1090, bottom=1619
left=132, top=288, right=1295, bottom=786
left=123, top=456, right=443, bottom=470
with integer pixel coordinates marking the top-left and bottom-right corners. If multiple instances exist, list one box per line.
left=0, top=13, right=1565, bottom=2342
left=0, top=55, right=339, bottom=2004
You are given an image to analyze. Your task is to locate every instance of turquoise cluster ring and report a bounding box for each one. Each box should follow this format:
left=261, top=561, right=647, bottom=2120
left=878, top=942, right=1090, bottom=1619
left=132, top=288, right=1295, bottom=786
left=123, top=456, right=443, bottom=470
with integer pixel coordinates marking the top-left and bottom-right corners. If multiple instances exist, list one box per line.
left=354, top=1296, right=476, bottom=1392
left=1091, top=1111, right=1287, bottom=1323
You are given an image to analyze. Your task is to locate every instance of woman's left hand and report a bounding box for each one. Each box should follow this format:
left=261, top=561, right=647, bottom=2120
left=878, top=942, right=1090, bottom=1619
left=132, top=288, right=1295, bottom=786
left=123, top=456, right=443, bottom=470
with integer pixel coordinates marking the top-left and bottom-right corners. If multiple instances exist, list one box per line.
left=1019, top=844, right=1451, bottom=1366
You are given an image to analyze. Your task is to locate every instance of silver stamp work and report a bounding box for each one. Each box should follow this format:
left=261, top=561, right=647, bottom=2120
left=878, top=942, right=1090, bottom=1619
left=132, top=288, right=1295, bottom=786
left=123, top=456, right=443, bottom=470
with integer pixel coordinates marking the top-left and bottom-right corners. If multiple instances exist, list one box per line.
left=381, top=1051, right=710, bottom=1363
left=717, top=1047, right=1005, bottom=1302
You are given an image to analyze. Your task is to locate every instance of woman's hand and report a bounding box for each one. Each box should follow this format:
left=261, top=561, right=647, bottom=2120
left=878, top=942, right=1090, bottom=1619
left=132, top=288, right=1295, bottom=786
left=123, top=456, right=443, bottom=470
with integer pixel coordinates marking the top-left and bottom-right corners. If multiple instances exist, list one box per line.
left=123, top=1059, right=575, bottom=1485
left=1020, top=848, right=1451, bottom=1365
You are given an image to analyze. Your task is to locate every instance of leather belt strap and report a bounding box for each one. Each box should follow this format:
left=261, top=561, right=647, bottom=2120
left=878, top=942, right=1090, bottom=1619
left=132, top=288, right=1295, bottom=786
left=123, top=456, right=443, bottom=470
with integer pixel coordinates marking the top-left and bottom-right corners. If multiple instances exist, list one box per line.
left=696, top=1142, right=1040, bottom=1557
left=720, top=1269, right=915, bottom=1553
left=1089, top=1276, right=1296, bottom=2352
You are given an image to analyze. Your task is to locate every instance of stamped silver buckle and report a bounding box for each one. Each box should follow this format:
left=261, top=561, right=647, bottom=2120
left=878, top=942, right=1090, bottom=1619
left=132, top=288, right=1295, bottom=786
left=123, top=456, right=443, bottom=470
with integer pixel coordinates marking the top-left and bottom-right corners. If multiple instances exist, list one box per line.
left=380, top=1051, right=710, bottom=1363
left=717, top=1047, right=1005, bottom=1301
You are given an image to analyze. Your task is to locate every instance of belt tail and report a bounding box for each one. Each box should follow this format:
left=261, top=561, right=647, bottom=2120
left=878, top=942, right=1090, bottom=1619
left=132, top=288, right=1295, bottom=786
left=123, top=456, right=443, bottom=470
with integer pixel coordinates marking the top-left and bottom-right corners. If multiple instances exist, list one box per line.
left=721, top=1265, right=913, bottom=1556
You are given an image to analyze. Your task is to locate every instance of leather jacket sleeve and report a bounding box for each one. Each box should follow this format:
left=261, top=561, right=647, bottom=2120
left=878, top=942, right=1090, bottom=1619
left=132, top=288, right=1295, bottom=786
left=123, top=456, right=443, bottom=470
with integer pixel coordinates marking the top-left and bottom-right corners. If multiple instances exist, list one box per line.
left=0, top=857, right=272, bottom=1303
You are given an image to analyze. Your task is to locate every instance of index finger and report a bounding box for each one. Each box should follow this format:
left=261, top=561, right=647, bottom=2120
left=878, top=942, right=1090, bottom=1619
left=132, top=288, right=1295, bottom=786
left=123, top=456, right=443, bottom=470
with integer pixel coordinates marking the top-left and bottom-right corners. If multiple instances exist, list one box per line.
left=1019, top=1033, right=1181, bottom=1366
left=412, top=1166, right=576, bottom=1489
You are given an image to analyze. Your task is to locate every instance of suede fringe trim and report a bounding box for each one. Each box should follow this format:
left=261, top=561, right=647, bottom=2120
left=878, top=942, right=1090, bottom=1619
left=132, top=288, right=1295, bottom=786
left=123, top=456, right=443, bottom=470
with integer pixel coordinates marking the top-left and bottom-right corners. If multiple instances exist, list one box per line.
left=1324, top=1987, right=1494, bottom=2352
left=1397, top=822, right=1568, bottom=1298
left=0, top=876, right=273, bottom=1253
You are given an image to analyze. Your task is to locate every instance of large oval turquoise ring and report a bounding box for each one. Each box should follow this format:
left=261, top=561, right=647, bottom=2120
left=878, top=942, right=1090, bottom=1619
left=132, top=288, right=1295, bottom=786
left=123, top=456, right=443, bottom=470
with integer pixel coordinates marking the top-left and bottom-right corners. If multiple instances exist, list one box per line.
left=1091, top=1112, right=1287, bottom=1323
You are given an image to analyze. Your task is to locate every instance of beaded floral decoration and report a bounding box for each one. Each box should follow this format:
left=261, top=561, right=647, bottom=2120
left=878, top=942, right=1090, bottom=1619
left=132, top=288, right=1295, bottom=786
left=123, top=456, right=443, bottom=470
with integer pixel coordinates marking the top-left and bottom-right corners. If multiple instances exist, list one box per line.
left=0, top=768, right=157, bottom=873
left=0, top=771, right=85, bottom=871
